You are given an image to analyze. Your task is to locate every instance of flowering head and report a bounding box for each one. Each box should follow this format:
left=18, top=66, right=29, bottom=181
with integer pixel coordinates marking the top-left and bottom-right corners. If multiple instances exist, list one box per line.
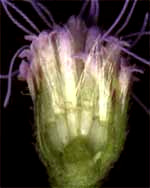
left=1, top=0, right=149, bottom=187
left=17, top=15, right=133, bottom=187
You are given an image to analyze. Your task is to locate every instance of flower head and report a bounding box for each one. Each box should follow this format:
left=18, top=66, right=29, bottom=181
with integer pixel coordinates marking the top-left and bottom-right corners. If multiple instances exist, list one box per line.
left=18, top=16, right=133, bottom=187
left=1, top=0, right=149, bottom=187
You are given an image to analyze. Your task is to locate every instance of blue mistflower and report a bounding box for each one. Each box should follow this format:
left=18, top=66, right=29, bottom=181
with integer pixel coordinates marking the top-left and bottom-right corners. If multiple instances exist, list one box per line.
left=0, top=0, right=149, bottom=187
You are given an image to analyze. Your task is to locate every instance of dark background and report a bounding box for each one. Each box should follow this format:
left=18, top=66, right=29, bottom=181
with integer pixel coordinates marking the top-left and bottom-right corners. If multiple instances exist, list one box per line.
left=0, top=0, right=149, bottom=187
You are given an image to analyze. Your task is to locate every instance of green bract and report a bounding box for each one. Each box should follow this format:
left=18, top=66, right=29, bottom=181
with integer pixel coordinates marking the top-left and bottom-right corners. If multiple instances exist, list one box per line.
left=25, top=17, right=132, bottom=188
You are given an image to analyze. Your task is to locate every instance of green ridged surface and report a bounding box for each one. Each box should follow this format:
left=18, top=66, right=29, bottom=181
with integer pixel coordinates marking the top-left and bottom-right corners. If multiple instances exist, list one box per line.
left=34, top=80, right=128, bottom=188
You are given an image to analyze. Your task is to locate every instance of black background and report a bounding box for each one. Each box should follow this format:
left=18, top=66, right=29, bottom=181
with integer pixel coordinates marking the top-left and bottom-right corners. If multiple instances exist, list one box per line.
left=0, top=0, right=150, bottom=187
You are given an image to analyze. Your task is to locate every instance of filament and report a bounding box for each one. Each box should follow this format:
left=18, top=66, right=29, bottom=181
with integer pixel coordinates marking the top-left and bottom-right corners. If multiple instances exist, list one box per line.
left=121, top=47, right=150, bottom=66
left=78, top=0, right=90, bottom=18
left=29, top=0, right=52, bottom=28
left=88, top=0, right=99, bottom=23
left=131, top=12, right=149, bottom=47
left=37, top=2, right=55, bottom=26
left=116, top=0, right=137, bottom=35
left=1, top=0, right=40, bottom=35
left=3, top=46, right=29, bottom=107
left=102, top=0, right=130, bottom=39
left=0, top=70, right=19, bottom=79
left=122, top=31, right=150, bottom=39
left=132, top=93, right=150, bottom=116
